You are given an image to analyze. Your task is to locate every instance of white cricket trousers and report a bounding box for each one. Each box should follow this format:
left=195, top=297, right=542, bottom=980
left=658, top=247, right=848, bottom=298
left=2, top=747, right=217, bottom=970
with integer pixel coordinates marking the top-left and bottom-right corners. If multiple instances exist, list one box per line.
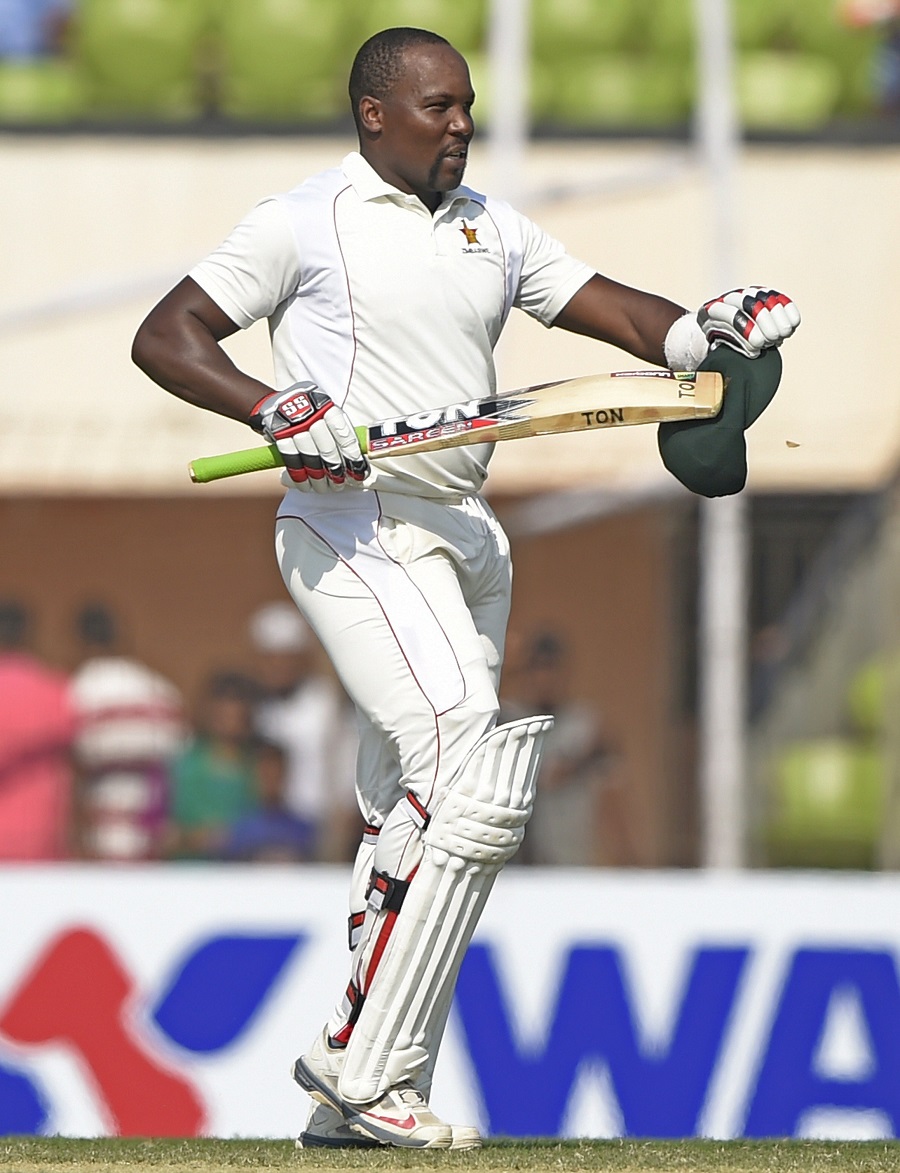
left=274, top=487, right=512, bottom=826
left=275, top=486, right=513, bottom=1064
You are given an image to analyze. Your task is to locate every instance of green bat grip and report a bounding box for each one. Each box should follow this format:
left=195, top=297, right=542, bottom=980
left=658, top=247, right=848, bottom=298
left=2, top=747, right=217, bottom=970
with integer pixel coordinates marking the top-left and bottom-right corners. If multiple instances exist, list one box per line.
left=189, top=443, right=281, bottom=482
left=189, top=428, right=369, bottom=483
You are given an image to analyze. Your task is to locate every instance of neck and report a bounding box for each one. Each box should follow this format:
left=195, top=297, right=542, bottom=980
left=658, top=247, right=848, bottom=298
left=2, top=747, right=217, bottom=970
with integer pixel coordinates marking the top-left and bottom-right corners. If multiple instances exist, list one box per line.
left=358, top=145, right=442, bottom=213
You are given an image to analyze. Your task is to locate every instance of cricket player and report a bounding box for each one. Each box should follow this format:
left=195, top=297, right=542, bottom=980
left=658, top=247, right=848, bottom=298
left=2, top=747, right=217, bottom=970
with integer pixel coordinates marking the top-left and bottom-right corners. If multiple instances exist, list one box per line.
left=132, top=27, right=800, bottom=1149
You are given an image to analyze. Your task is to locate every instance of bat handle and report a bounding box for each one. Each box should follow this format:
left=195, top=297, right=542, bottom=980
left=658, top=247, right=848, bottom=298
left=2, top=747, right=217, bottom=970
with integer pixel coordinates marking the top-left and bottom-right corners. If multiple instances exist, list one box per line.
left=188, top=428, right=370, bottom=483
left=189, top=443, right=281, bottom=483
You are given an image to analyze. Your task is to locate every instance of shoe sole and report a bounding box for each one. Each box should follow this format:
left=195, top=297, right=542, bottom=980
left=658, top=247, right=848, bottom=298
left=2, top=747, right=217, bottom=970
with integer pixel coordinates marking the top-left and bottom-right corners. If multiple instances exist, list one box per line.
left=292, top=1057, right=453, bottom=1149
left=295, top=1132, right=381, bottom=1149
left=295, top=1131, right=480, bottom=1151
left=292, top=1057, right=339, bottom=1112
left=449, top=1130, right=483, bottom=1150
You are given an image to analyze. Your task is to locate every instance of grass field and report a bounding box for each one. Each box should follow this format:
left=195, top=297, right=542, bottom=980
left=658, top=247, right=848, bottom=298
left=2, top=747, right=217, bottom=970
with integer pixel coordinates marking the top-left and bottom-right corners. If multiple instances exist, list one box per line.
left=3, top=1139, right=900, bottom=1173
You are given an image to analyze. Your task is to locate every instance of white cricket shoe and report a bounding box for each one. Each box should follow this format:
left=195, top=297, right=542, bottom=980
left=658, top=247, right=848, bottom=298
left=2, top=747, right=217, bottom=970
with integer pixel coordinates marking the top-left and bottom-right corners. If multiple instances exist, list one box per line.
left=447, top=1124, right=483, bottom=1151
left=292, top=1029, right=461, bottom=1149
left=295, top=1101, right=482, bottom=1151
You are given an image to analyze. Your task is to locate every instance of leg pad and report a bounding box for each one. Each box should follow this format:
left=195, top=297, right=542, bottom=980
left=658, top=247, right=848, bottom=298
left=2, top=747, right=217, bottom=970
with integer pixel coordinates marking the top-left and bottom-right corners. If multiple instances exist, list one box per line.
left=337, top=715, right=553, bottom=1102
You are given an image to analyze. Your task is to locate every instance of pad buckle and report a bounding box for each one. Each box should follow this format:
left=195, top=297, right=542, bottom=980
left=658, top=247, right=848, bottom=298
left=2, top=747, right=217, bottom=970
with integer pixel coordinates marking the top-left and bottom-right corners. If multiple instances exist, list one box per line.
left=365, top=868, right=412, bottom=914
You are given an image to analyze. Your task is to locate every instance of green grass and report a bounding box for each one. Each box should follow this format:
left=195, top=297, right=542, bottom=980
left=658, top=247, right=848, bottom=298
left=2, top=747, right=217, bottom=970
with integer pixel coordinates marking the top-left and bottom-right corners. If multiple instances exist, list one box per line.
left=3, top=1139, right=900, bottom=1173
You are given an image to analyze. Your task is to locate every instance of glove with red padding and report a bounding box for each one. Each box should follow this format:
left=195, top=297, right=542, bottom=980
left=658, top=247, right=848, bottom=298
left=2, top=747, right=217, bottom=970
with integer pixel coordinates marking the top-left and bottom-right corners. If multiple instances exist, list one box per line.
left=249, top=382, right=369, bottom=492
left=698, top=286, right=800, bottom=359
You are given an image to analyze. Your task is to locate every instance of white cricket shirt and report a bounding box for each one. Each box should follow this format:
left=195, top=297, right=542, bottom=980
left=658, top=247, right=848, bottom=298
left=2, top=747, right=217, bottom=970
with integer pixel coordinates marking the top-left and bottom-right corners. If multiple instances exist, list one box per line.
left=190, top=151, right=592, bottom=500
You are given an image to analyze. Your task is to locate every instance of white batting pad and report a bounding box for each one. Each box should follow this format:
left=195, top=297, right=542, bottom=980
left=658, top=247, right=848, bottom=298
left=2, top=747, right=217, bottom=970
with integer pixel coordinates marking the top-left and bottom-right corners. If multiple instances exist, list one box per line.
left=337, top=715, right=553, bottom=1103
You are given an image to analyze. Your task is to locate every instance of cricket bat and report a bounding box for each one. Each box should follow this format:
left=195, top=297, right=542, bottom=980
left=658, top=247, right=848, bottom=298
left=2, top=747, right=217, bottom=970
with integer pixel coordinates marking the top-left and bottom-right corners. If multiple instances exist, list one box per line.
left=188, top=369, right=723, bottom=483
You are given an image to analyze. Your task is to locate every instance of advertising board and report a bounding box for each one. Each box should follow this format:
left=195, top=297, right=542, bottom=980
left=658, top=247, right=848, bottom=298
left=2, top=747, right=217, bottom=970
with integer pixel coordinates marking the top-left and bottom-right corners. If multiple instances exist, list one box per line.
left=1, top=867, right=898, bottom=1140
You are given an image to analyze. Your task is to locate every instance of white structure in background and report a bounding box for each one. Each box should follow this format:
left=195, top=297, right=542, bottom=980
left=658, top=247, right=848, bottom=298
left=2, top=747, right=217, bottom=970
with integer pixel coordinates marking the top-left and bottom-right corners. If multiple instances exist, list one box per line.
left=487, top=0, right=529, bottom=204
left=693, top=0, right=747, bottom=868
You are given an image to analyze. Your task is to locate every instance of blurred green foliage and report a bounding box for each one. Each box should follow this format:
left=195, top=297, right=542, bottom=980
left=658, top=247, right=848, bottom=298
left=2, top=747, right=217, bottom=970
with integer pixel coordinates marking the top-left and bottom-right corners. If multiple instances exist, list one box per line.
left=0, top=0, right=887, bottom=130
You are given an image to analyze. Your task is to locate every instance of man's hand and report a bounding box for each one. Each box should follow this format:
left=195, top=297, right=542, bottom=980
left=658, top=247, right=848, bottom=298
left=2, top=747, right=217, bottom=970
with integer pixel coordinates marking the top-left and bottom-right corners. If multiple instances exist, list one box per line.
left=698, top=287, right=800, bottom=359
left=249, top=382, right=369, bottom=491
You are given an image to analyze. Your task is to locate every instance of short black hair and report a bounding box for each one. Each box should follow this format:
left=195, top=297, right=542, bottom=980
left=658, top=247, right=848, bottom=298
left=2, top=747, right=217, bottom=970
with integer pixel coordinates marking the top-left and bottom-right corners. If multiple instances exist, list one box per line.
left=0, top=600, right=28, bottom=650
left=349, top=27, right=451, bottom=127
left=76, top=602, right=117, bottom=650
left=528, top=631, right=566, bottom=670
left=206, top=670, right=257, bottom=703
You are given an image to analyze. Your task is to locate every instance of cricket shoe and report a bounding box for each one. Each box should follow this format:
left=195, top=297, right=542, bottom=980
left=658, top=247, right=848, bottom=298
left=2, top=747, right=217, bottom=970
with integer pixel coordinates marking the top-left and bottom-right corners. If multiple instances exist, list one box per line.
left=295, top=1101, right=482, bottom=1150
left=292, top=1029, right=454, bottom=1148
left=295, top=1103, right=381, bottom=1149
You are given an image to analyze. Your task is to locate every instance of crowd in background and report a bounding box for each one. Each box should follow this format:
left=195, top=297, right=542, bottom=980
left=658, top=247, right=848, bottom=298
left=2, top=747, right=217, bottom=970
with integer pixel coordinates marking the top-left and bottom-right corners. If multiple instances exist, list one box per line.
left=0, top=0, right=73, bottom=61
left=0, top=598, right=362, bottom=865
left=0, top=597, right=626, bottom=867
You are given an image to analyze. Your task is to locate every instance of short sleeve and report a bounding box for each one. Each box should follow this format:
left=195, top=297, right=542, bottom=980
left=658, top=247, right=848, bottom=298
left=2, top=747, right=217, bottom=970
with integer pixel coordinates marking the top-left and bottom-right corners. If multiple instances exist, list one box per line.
left=513, top=215, right=593, bottom=327
left=188, top=197, right=301, bottom=330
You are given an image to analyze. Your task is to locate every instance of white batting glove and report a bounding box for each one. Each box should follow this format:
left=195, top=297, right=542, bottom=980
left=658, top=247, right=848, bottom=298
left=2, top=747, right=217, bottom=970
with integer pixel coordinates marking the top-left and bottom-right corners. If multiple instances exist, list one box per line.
left=249, top=382, right=369, bottom=492
left=698, top=286, right=801, bottom=359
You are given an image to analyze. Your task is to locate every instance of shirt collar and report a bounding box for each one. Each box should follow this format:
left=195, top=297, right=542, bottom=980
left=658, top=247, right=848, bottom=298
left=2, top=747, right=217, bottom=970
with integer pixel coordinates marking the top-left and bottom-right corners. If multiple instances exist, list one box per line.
left=341, top=151, right=471, bottom=211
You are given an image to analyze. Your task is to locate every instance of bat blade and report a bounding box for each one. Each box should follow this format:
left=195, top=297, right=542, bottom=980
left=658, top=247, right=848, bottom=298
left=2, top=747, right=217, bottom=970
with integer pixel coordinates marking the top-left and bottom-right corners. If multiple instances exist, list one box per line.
left=362, top=369, right=723, bottom=457
left=188, top=370, right=723, bottom=483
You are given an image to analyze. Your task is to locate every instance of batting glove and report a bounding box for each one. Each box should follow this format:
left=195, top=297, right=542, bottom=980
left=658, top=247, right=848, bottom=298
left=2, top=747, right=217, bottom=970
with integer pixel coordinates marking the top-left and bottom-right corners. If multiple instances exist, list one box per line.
left=249, top=382, right=369, bottom=492
left=698, top=287, right=801, bottom=359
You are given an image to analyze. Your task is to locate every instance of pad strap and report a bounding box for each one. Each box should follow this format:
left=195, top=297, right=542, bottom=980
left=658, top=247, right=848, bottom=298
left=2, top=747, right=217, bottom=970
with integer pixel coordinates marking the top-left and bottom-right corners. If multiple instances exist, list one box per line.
left=366, top=868, right=413, bottom=915
left=347, top=911, right=366, bottom=951
left=404, top=791, right=431, bottom=830
left=331, top=980, right=365, bottom=1047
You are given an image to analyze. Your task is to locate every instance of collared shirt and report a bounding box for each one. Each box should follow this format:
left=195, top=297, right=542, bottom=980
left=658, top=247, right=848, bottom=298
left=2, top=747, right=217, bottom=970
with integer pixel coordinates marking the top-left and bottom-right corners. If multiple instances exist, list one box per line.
left=190, top=151, right=592, bottom=500
left=0, top=652, right=75, bottom=860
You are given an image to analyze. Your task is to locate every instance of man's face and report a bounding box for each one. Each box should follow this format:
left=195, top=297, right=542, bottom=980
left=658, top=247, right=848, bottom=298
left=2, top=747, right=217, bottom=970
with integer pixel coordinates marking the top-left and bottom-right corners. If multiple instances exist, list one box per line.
left=362, top=43, right=475, bottom=206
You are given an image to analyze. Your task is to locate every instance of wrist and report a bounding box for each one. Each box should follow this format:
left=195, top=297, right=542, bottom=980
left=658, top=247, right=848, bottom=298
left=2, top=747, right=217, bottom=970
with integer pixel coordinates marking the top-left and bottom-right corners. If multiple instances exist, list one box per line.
left=248, top=391, right=274, bottom=431
left=664, top=310, right=709, bottom=372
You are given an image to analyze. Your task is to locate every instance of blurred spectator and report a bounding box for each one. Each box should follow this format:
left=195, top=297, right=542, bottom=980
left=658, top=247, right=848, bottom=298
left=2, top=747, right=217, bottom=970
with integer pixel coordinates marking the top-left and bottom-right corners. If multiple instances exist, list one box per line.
left=0, top=600, right=76, bottom=860
left=842, top=0, right=900, bottom=113
left=69, top=602, right=186, bottom=861
left=248, top=601, right=362, bottom=861
left=221, top=740, right=317, bottom=862
left=876, top=12, right=900, bottom=112
left=0, top=0, right=72, bottom=59
left=169, top=671, right=258, bottom=861
left=504, top=630, right=621, bottom=867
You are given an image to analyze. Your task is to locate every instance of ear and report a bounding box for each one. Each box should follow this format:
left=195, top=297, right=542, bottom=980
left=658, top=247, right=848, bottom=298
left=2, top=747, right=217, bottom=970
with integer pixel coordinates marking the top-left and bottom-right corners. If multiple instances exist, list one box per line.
left=357, top=95, right=383, bottom=136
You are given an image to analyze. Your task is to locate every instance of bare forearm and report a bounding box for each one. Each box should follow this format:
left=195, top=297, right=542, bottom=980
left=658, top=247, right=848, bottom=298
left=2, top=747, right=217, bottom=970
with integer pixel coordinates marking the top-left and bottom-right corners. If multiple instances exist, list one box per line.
left=131, top=278, right=273, bottom=423
left=553, top=273, right=685, bottom=367
left=133, top=314, right=269, bottom=421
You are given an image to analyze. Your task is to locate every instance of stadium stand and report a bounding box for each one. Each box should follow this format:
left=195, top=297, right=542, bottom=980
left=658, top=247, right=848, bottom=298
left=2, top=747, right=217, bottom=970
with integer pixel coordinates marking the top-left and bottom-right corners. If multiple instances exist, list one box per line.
left=530, top=0, right=692, bottom=127
left=640, top=0, right=696, bottom=54
left=0, top=0, right=886, bottom=134
left=547, top=54, right=691, bottom=128
left=737, top=50, right=842, bottom=129
left=848, top=654, right=895, bottom=738
left=216, top=0, right=352, bottom=123
left=531, top=0, right=635, bottom=56
left=765, top=738, right=884, bottom=869
left=0, top=59, right=83, bottom=122
left=73, top=0, right=210, bottom=119
left=352, top=0, right=484, bottom=55
left=732, top=0, right=788, bottom=50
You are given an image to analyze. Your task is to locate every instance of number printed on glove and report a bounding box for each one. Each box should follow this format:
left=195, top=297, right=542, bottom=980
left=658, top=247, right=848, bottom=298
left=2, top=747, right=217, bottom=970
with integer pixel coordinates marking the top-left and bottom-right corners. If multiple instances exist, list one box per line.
left=248, top=382, right=369, bottom=492
left=698, top=287, right=801, bottom=359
